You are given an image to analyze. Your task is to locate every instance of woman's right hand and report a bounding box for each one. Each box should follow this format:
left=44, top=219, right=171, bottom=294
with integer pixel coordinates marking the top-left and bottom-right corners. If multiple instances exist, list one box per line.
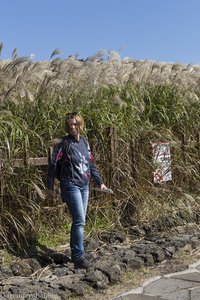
left=42, top=189, right=54, bottom=199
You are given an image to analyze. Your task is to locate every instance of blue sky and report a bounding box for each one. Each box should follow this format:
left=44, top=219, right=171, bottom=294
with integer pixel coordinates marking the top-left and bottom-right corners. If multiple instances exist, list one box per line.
left=1, top=0, right=200, bottom=64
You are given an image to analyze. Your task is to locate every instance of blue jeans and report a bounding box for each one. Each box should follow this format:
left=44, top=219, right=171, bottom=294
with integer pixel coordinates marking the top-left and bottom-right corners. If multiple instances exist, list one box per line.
left=60, top=181, right=89, bottom=261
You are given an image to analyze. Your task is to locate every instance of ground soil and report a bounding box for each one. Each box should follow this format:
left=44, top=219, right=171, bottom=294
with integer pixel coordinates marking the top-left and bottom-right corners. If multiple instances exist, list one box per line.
left=84, top=245, right=200, bottom=300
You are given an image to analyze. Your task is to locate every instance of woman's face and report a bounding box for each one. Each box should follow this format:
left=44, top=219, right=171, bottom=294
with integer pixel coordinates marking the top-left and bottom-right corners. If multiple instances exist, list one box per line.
left=67, top=117, right=80, bottom=139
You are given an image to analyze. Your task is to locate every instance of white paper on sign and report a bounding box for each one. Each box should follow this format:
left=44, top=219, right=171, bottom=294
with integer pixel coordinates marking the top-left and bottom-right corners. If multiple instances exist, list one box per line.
left=152, top=142, right=172, bottom=183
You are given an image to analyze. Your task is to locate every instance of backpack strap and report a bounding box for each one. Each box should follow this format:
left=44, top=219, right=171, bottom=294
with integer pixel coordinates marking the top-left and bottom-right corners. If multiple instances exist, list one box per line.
left=59, top=138, right=70, bottom=180
left=82, top=136, right=89, bottom=149
left=62, top=138, right=70, bottom=160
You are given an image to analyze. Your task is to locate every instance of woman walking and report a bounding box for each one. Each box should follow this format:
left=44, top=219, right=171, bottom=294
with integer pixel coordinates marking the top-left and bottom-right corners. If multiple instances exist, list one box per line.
left=47, top=112, right=107, bottom=269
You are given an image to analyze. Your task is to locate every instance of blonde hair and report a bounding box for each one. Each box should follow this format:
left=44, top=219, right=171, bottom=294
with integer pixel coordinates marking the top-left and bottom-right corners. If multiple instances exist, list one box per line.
left=65, top=112, right=85, bottom=133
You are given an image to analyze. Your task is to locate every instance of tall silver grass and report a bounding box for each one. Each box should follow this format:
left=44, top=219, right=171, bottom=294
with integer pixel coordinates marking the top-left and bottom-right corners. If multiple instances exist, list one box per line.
left=1, top=49, right=200, bottom=250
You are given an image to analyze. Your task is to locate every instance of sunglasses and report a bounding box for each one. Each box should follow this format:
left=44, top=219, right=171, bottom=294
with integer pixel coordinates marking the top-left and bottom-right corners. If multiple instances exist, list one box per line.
left=66, top=112, right=79, bottom=118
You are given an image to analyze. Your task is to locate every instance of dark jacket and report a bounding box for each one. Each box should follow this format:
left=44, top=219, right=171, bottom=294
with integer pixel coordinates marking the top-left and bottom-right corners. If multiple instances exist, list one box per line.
left=47, top=135, right=103, bottom=190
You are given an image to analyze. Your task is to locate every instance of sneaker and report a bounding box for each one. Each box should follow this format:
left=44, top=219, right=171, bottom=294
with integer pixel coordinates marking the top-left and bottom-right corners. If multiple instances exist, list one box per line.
left=73, top=257, right=90, bottom=269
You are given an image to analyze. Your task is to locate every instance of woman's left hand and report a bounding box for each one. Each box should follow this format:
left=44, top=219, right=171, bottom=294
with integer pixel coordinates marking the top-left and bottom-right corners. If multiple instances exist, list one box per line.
left=100, top=184, right=107, bottom=190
